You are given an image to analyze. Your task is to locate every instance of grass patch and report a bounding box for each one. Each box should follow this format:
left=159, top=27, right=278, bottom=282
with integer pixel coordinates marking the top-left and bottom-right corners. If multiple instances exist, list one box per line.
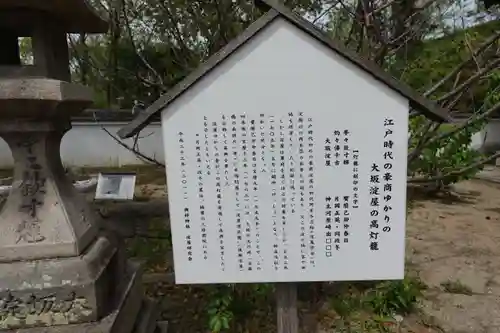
left=125, top=236, right=171, bottom=272
left=441, top=280, right=473, bottom=295
left=124, top=216, right=172, bottom=273
left=327, top=276, right=426, bottom=332
left=366, top=277, right=426, bottom=315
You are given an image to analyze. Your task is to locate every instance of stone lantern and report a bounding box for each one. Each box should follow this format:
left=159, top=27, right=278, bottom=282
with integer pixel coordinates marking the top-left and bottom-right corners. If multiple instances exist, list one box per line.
left=0, top=1, right=163, bottom=332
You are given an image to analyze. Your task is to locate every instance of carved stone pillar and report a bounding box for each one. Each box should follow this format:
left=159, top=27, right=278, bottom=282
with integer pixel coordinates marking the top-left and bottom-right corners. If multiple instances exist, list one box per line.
left=0, top=120, right=98, bottom=261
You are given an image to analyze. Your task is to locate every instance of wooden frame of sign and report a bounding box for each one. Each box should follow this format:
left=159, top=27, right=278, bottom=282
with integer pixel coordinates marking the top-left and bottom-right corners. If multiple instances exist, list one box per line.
left=118, top=1, right=449, bottom=332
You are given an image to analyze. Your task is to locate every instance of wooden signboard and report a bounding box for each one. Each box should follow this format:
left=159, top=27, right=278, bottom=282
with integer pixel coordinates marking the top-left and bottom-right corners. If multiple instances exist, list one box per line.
left=162, top=22, right=408, bottom=285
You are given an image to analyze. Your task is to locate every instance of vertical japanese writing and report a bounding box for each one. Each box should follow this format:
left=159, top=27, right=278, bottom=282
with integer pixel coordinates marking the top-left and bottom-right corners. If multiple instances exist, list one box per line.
left=325, top=196, right=333, bottom=256
left=324, top=137, right=331, bottom=167
left=232, top=114, right=244, bottom=271
left=222, top=116, right=230, bottom=188
left=369, top=161, right=381, bottom=252
left=214, top=120, right=224, bottom=268
left=202, top=117, right=212, bottom=262
left=203, top=117, right=211, bottom=177
left=222, top=117, right=230, bottom=263
left=168, top=111, right=374, bottom=277
left=195, top=134, right=207, bottom=260
left=297, top=113, right=307, bottom=269
left=288, top=113, right=297, bottom=269
left=343, top=195, right=350, bottom=244
left=241, top=114, right=253, bottom=271
left=280, top=116, right=289, bottom=270
left=307, top=117, right=316, bottom=267
left=251, top=117, right=262, bottom=271
left=16, top=137, right=46, bottom=244
left=178, top=131, right=192, bottom=261
left=382, top=118, right=395, bottom=235
left=269, top=115, right=280, bottom=270
left=328, top=130, right=351, bottom=167
left=334, top=196, right=341, bottom=250
left=342, top=130, right=350, bottom=165
left=352, top=150, right=360, bottom=209
left=333, top=130, right=341, bottom=166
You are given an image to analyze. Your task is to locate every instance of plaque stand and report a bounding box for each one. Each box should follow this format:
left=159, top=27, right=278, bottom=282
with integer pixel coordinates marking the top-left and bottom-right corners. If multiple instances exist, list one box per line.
left=276, top=283, right=299, bottom=333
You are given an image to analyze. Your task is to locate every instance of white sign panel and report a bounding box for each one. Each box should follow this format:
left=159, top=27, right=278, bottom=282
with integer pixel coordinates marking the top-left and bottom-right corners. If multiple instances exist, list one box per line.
left=95, top=173, right=136, bottom=200
left=164, top=112, right=408, bottom=284
left=162, top=19, right=408, bottom=284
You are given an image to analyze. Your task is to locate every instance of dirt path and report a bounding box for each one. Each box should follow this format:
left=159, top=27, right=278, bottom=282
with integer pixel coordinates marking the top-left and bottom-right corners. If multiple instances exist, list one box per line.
left=407, top=179, right=500, bottom=333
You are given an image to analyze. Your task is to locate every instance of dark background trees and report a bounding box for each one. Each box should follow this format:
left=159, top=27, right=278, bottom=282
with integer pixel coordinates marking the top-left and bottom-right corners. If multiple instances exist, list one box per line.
left=51, top=0, right=500, bottom=186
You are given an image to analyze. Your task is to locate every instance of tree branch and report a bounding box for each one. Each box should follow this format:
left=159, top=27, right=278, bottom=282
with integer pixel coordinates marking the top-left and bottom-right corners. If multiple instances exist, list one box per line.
left=424, top=29, right=500, bottom=97
left=409, top=150, right=500, bottom=183
left=101, top=126, right=165, bottom=167
left=429, top=99, right=500, bottom=145
left=436, top=57, right=500, bottom=102
left=121, top=0, right=165, bottom=87
left=91, top=112, right=165, bottom=167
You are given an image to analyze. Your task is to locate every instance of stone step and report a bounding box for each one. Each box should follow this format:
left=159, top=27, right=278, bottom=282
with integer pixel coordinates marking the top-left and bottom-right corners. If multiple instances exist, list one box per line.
left=156, top=321, right=169, bottom=333
left=133, top=299, right=161, bottom=333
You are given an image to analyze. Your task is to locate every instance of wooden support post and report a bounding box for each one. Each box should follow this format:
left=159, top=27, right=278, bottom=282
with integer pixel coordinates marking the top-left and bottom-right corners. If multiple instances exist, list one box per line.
left=0, top=28, right=21, bottom=65
left=276, top=283, right=299, bottom=333
left=32, top=20, right=71, bottom=81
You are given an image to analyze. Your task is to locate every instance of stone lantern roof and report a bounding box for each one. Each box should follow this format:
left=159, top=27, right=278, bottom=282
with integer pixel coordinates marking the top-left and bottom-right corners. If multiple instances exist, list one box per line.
left=0, top=0, right=108, bottom=80
left=0, top=0, right=108, bottom=33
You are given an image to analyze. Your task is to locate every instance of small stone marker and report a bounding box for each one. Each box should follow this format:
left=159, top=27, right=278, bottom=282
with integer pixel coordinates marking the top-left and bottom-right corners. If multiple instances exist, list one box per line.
left=118, top=0, right=449, bottom=332
left=95, top=172, right=136, bottom=200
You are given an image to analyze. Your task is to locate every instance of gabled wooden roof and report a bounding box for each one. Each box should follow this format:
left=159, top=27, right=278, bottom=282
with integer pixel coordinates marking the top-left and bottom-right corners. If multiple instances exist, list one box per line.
left=118, top=0, right=449, bottom=139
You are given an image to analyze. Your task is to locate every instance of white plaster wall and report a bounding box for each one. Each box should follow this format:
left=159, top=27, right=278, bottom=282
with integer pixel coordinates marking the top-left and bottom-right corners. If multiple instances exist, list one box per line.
left=0, top=122, right=164, bottom=168
left=470, top=120, right=500, bottom=153
left=471, top=130, right=486, bottom=151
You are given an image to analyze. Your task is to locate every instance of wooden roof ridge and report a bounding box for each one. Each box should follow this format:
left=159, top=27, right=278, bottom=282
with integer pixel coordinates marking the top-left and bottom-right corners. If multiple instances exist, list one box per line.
left=118, top=0, right=449, bottom=139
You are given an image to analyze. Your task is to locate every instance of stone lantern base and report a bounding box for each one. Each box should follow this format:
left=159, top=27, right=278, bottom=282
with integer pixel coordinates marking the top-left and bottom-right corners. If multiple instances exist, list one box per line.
left=5, top=263, right=166, bottom=333
left=2, top=252, right=165, bottom=333
left=1, top=234, right=166, bottom=333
